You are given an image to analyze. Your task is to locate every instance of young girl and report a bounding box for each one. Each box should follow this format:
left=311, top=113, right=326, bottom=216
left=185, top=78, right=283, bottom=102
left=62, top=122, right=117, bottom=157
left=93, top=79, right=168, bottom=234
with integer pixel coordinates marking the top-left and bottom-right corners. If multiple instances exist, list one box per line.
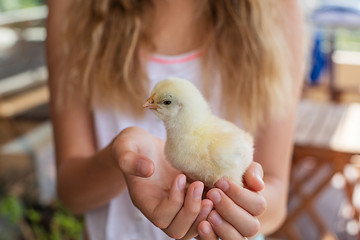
left=47, top=0, right=304, bottom=239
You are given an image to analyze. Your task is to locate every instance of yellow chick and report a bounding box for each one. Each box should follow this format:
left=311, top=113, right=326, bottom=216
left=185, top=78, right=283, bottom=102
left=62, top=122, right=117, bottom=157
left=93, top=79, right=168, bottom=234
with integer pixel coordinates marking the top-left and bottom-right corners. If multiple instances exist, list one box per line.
left=143, top=77, right=253, bottom=188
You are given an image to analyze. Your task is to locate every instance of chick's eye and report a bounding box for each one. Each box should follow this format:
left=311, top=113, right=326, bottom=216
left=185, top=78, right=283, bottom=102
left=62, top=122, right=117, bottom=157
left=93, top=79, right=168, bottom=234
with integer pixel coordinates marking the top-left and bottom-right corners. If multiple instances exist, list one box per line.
left=163, top=100, right=172, bottom=105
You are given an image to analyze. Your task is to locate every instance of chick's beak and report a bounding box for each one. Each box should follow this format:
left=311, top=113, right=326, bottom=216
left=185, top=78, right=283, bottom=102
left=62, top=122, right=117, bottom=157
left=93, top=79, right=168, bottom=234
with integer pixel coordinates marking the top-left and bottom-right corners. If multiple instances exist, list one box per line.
left=143, top=94, right=159, bottom=110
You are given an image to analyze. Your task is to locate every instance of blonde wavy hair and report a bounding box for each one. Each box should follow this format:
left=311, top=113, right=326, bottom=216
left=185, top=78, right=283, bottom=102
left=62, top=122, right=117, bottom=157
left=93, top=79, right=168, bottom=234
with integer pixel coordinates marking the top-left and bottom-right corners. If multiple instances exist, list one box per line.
left=60, top=0, right=292, bottom=133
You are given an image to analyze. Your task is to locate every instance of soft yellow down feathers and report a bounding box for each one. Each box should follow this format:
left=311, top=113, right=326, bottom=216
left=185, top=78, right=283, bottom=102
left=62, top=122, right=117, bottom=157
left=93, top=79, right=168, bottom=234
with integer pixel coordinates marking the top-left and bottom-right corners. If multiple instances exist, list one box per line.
left=143, top=77, right=253, bottom=188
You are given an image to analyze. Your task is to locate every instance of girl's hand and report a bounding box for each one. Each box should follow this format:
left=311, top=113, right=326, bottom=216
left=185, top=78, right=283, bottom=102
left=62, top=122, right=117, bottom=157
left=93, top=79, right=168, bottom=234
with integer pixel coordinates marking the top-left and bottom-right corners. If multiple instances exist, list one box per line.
left=198, top=162, right=267, bottom=240
left=112, top=127, right=213, bottom=239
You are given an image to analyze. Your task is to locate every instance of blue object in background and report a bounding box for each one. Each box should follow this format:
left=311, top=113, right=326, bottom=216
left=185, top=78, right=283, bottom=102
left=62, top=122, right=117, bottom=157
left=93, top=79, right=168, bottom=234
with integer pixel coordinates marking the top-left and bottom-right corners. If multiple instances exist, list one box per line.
left=309, top=32, right=327, bottom=85
left=311, top=0, right=360, bottom=28
left=309, top=0, right=360, bottom=86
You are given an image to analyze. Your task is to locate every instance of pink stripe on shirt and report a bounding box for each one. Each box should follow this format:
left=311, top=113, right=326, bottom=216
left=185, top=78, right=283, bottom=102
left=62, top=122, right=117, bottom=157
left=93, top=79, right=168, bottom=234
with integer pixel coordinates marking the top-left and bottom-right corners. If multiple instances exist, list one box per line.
left=140, top=51, right=203, bottom=64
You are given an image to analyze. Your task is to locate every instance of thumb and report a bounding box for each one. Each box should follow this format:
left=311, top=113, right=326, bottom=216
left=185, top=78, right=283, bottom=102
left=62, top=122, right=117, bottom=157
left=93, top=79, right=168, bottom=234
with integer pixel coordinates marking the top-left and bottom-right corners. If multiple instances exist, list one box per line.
left=118, top=151, right=155, bottom=177
left=243, top=162, right=265, bottom=192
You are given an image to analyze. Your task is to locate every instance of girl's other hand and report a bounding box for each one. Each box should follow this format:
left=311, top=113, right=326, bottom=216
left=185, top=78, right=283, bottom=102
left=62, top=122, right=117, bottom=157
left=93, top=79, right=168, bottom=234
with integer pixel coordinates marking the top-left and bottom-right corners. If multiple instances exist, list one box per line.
left=198, top=162, right=267, bottom=240
left=112, top=127, right=212, bottom=239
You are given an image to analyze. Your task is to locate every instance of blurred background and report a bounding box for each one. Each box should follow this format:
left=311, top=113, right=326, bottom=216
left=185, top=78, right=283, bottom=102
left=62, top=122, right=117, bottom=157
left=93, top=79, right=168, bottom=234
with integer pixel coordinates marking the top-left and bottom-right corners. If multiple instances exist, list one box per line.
left=0, top=0, right=82, bottom=239
left=0, top=0, right=359, bottom=239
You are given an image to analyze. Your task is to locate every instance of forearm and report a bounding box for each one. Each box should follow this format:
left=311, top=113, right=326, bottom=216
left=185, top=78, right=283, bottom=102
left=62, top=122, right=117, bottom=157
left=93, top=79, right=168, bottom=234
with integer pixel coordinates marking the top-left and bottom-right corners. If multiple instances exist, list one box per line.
left=57, top=143, right=127, bottom=214
left=257, top=0, right=304, bottom=234
left=259, top=176, right=289, bottom=235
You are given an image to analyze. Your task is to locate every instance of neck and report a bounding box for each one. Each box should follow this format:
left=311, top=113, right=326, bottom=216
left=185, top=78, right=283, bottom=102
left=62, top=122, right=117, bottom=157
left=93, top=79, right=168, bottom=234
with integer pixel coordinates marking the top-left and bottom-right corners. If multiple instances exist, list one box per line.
left=144, top=0, right=209, bottom=55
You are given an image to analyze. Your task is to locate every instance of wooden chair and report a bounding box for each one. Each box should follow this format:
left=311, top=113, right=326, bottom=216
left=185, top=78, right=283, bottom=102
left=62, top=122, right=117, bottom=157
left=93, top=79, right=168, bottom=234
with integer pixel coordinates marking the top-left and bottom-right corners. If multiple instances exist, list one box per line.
left=274, top=100, right=360, bottom=239
left=0, top=66, right=49, bottom=199
left=0, top=66, right=48, bottom=141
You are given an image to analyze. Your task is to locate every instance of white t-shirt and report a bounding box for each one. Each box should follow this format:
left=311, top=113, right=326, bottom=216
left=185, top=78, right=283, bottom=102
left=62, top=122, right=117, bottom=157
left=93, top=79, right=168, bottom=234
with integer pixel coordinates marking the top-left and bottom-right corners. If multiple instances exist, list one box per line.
left=86, top=51, right=221, bottom=240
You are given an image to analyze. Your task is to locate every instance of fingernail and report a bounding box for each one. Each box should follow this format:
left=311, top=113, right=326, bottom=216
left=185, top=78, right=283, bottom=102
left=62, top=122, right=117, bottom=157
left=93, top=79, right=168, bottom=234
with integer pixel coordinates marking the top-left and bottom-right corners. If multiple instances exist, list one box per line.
left=200, top=203, right=213, bottom=218
left=200, top=222, right=211, bottom=234
left=177, top=175, right=186, bottom=191
left=209, top=211, right=222, bottom=226
left=215, top=179, right=229, bottom=192
left=193, top=185, right=203, bottom=200
left=136, top=158, right=151, bottom=176
left=256, top=174, right=265, bottom=187
left=208, top=190, right=221, bottom=204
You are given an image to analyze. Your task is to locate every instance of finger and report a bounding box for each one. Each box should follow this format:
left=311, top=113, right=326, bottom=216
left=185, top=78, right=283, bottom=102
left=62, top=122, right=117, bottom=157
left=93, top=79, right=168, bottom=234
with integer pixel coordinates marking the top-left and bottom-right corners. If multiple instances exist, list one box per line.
left=151, top=174, right=187, bottom=229
left=198, top=221, right=218, bottom=240
left=114, top=128, right=156, bottom=177
left=180, top=199, right=214, bottom=240
left=207, top=188, right=261, bottom=237
left=165, top=181, right=204, bottom=239
left=117, top=150, right=155, bottom=177
left=215, top=179, right=267, bottom=216
left=207, top=210, right=245, bottom=240
left=243, top=162, right=264, bottom=191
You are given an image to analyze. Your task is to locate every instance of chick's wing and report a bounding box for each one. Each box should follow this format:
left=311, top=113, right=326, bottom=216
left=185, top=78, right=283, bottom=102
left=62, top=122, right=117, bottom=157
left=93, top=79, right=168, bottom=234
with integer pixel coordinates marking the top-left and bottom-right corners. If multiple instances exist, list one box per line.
left=207, top=120, right=254, bottom=184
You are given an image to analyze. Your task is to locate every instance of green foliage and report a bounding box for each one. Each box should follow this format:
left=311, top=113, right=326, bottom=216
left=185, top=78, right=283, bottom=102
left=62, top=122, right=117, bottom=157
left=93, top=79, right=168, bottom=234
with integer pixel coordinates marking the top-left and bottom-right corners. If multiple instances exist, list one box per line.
left=51, top=211, right=83, bottom=240
left=0, top=0, right=45, bottom=12
left=26, top=208, right=41, bottom=223
left=26, top=201, right=84, bottom=240
left=336, top=29, right=360, bottom=52
left=0, top=194, right=83, bottom=240
left=0, top=194, right=24, bottom=224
